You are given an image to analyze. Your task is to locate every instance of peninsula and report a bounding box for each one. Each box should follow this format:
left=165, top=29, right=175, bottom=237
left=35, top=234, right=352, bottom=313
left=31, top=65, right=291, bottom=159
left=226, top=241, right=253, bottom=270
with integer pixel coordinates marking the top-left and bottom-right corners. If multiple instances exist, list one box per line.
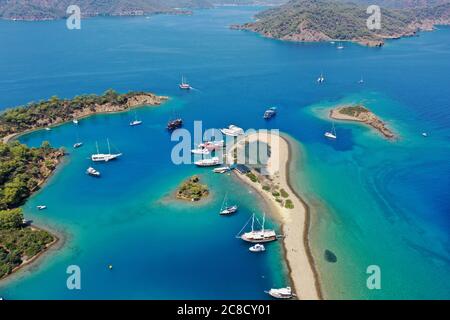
left=330, top=105, right=395, bottom=139
left=176, top=176, right=209, bottom=202
left=229, top=131, right=322, bottom=300
left=232, top=0, right=450, bottom=47
left=0, top=90, right=168, bottom=143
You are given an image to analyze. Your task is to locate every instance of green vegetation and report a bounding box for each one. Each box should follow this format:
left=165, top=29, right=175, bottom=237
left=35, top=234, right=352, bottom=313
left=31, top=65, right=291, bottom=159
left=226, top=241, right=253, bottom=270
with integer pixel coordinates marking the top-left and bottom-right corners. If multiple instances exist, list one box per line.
left=262, top=185, right=271, bottom=191
left=235, top=0, right=450, bottom=45
left=272, top=191, right=281, bottom=197
left=0, top=90, right=163, bottom=138
left=0, top=141, right=63, bottom=210
left=338, top=105, right=369, bottom=117
left=0, top=141, right=60, bottom=279
left=0, top=0, right=214, bottom=20
left=285, top=199, right=294, bottom=209
left=176, top=175, right=209, bottom=201
left=280, top=188, right=289, bottom=198
left=0, top=208, right=54, bottom=279
left=246, top=172, right=259, bottom=183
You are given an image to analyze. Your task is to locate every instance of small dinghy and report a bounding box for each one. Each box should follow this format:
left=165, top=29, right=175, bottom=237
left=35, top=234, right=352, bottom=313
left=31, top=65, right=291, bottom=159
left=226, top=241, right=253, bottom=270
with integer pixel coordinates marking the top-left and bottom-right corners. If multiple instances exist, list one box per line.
left=249, top=243, right=265, bottom=253
left=86, top=167, right=101, bottom=177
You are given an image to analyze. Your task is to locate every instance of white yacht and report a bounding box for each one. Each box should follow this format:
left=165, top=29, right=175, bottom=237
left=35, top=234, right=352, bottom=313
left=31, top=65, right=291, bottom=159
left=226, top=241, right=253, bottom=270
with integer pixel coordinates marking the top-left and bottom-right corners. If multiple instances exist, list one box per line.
left=73, top=142, right=83, bottom=148
left=422, top=132, right=428, bottom=137
left=249, top=244, right=265, bottom=253
left=324, top=122, right=337, bottom=140
left=130, top=120, right=143, bottom=127
left=220, top=125, right=244, bottom=137
left=91, top=139, right=122, bottom=162
left=45, top=127, right=51, bottom=131
left=37, top=205, right=47, bottom=210
left=73, top=119, right=79, bottom=125
left=191, top=148, right=210, bottom=155
left=199, top=140, right=224, bottom=151
left=194, top=157, right=220, bottom=167
left=237, top=213, right=279, bottom=243
left=265, top=287, right=295, bottom=299
left=86, top=167, right=100, bottom=177
left=337, top=43, right=344, bottom=50
left=219, top=193, right=238, bottom=216
left=213, top=166, right=230, bottom=174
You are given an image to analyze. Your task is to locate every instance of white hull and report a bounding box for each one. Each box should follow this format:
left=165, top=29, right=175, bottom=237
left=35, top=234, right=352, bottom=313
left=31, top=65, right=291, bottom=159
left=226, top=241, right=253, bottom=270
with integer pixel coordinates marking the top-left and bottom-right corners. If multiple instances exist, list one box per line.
left=195, top=157, right=220, bottom=167
left=241, top=230, right=277, bottom=243
left=91, top=153, right=122, bottom=162
left=249, top=244, right=265, bottom=252
left=324, top=132, right=337, bottom=139
left=220, top=125, right=244, bottom=137
left=213, top=166, right=230, bottom=173
left=191, top=149, right=210, bottom=155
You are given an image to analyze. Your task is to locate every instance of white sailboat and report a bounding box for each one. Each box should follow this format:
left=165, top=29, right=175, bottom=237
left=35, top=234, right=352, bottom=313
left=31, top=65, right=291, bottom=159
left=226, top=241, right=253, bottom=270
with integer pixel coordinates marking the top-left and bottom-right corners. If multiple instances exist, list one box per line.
left=179, top=76, right=191, bottom=90
left=219, top=193, right=238, bottom=216
left=237, top=213, right=279, bottom=243
left=337, top=42, right=344, bottom=50
left=358, top=76, right=364, bottom=84
left=91, top=139, right=122, bottom=162
left=129, top=111, right=143, bottom=126
left=317, top=73, right=325, bottom=83
left=324, top=122, right=337, bottom=140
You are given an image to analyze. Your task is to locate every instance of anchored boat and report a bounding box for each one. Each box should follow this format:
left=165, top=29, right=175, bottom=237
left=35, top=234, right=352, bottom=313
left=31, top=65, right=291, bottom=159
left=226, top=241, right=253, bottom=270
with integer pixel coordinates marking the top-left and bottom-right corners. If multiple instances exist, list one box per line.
left=194, top=157, right=220, bottom=167
left=220, top=125, right=244, bottom=137
left=265, top=287, right=295, bottom=299
left=219, top=193, right=238, bottom=216
left=86, top=167, right=100, bottom=177
left=91, top=139, right=122, bottom=162
left=324, top=122, right=337, bottom=140
left=237, top=213, right=279, bottom=243
left=249, top=243, right=265, bottom=253
left=263, top=107, right=277, bottom=119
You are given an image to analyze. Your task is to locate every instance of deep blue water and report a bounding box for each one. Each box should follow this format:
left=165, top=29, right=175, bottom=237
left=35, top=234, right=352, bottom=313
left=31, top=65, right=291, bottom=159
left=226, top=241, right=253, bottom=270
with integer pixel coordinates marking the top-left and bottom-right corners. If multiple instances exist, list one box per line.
left=0, top=7, right=449, bottom=299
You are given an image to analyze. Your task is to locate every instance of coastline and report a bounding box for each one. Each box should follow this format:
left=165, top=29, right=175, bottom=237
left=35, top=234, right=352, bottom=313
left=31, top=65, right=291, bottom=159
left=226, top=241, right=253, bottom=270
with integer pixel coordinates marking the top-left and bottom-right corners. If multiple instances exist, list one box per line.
left=329, top=106, right=396, bottom=139
left=1, top=92, right=169, bottom=144
left=231, top=132, right=323, bottom=300
left=0, top=223, right=66, bottom=285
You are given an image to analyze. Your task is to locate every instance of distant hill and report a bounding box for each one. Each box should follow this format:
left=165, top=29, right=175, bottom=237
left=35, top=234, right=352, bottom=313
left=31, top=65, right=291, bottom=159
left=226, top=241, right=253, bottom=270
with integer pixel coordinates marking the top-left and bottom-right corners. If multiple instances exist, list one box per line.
left=0, top=0, right=213, bottom=20
left=0, top=0, right=287, bottom=20
left=349, top=0, right=450, bottom=8
left=232, top=0, right=450, bottom=46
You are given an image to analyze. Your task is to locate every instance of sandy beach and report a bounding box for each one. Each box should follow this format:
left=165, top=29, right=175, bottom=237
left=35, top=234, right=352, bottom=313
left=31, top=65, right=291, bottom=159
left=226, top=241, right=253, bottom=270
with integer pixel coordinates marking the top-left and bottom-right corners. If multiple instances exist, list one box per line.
left=231, top=131, right=322, bottom=300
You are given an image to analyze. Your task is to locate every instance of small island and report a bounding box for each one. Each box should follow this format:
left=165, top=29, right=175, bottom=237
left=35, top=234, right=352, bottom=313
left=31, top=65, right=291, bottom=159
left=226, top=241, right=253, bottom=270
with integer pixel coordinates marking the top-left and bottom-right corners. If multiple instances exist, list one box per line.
left=330, top=105, right=395, bottom=139
left=176, top=176, right=209, bottom=202
left=0, top=90, right=168, bottom=143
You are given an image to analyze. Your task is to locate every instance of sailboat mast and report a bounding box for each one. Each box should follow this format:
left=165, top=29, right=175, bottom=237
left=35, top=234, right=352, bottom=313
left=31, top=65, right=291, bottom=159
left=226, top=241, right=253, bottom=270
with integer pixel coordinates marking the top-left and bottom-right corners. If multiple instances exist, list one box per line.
left=262, top=213, right=265, bottom=233
left=107, top=139, right=111, bottom=154
left=251, top=213, right=255, bottom=233
left=96, top=142, right=99, bottom=154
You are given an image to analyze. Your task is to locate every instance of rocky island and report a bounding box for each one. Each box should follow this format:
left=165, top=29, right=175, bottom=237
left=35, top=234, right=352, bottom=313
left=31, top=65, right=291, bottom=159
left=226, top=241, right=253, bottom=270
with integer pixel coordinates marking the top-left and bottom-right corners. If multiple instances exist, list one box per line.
left=176, top=176, right=209, bottom=202
left=232, top=0, right=450, bottom=47
left=330, top=105, right=395, bottom=139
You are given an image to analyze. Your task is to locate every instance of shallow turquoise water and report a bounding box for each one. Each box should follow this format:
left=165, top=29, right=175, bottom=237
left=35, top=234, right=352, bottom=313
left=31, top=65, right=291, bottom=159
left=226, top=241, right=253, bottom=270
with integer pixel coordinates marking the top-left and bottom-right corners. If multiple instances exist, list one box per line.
left=0, top=7, right=449, bottom=299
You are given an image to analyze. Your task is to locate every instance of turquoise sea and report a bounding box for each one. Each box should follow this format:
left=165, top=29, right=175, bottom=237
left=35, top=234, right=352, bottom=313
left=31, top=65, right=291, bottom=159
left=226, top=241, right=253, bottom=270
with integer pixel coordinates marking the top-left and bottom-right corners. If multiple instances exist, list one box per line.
left=0, top=7, right=449, bottom=299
